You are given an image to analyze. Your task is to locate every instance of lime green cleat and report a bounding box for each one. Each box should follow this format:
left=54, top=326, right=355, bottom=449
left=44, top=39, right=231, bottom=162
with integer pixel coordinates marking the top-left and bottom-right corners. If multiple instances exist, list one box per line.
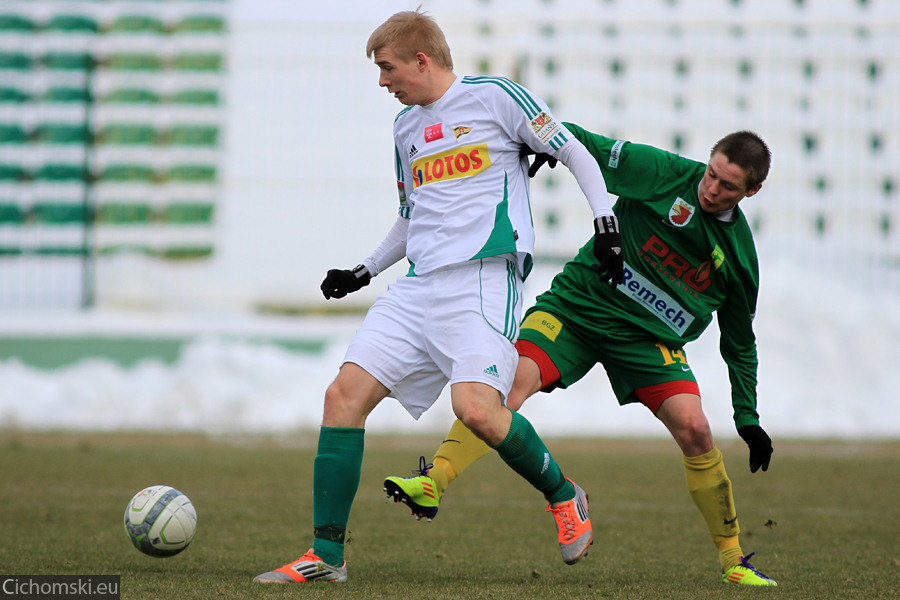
left=384, top=456, right=440, bottom=521
left=723, top=553, right=777, bottom=586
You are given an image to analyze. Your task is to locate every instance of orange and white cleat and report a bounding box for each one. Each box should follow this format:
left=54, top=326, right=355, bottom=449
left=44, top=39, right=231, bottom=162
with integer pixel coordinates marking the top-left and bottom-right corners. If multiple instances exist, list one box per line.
left=546, top=478, right=593, bottom=565
left=253, top=549, right=348, bottom=583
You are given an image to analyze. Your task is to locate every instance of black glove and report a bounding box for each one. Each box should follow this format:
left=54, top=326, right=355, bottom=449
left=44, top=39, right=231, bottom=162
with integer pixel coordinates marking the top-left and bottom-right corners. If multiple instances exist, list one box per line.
left=320, top=264, right=371, bottom=299
left=519, top=147, right=558, bottom=177
left=737, top=424, right=773, bottom=473
left=527, top=152, right=557, bottom=178
left=591, top=216, right=624, bottom=287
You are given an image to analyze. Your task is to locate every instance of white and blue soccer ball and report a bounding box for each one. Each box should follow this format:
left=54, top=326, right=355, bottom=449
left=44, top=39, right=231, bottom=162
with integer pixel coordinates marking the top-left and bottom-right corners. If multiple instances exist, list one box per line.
left=124, top=485, right=197, bottom=557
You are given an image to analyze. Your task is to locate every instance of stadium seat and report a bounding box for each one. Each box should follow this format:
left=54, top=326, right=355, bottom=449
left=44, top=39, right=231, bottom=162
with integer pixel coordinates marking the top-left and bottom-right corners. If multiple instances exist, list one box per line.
left=31, top=202, right=89, bottom=225
left=0, top=14, right=36, bottom=32
left=170, top=89, right=219, bottom=105
left=169, top=125, right=219, bottom=146
left=163, top=202, right=215, bottom=224
left=105, top=53, right=165, bottom=71
left=98, top=124, right=159, bottom=145
left=43, top=52, right=94, bottom=71
left=34, top=123, right=92, bottom=144
left=99, top=164, right=157, bottom=183
left=167, top=165, right=217, bottom=182
left=95, top=202, right=153, bottom=224
left=0, top=87, right=29, bottom=103
left=160, top=245, right=214, bottom=260
left=41, top=87, right=92, bottom=103
left=106, top=15, right=166, bottom=34
left=33, top=164, right=90, bottom=182
left=171, top=53, right=223, bottom=71
left=44, top=15, right=99, bottom=34
left=0, top=203, right=23, bottom=223
left=0, top=165, right=27, bottom=181
left=102, top=88, right=162, bottom=104
left=0, top=124, right=28, bottom=144
left=0, top=52, right=33, bottom=70
left=172, top=15, right=226, bottom=33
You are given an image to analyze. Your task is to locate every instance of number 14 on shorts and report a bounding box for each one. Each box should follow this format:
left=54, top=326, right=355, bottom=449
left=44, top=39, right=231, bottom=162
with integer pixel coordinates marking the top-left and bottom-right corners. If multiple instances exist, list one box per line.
left=655, top=342, right=689, bottom=369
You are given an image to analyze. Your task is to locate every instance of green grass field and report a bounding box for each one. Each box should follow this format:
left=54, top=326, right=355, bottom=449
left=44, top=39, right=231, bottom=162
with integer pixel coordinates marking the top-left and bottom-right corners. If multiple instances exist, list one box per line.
left=1, top=431, right=897, bottom=600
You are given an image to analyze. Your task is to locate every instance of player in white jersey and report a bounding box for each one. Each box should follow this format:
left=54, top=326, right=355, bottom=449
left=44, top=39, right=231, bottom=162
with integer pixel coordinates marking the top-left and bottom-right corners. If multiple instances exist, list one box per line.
left=254, top=8, right=624, bottom=584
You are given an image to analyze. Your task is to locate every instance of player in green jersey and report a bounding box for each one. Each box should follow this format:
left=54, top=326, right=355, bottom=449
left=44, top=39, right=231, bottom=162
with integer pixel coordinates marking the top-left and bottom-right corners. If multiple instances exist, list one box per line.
left=384, top=124, right=778, bottom=586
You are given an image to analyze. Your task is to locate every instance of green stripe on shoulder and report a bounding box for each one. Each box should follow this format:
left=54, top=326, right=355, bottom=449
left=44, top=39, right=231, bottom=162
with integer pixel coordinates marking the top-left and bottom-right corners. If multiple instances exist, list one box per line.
left=394, top=105, right=415, bottom=123
left=462, top=76, right=540, bottom=118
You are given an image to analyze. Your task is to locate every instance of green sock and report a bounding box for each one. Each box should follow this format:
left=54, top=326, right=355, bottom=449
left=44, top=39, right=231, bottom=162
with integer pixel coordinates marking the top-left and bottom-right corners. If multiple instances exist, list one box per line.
left=311, top=426, right=364, bottom=566
left=492, top=410, right=573, bottom=505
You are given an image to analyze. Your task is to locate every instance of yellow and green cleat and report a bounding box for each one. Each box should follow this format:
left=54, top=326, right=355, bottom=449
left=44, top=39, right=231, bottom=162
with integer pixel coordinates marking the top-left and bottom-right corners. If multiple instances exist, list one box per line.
left=384, top=456, right=440, bottom=521
left=723, top=553, right=778, bottom=586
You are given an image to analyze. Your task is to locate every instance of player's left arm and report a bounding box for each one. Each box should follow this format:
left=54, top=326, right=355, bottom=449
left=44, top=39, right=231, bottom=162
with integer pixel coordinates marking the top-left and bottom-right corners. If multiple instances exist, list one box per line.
left=717, top=261, right=773, bottom=473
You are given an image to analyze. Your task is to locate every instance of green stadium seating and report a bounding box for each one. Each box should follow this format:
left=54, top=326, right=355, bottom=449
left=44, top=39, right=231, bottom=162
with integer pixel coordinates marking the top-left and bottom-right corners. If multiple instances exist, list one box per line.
left=173, top=15, right=225, bottom=33
left=31, top=203, right=89, bottom=224
left=44, top=15, right=99, bottom=33
left=0, top=124, right=28, bottom=144
left=35, top=123, right=92, bottom=144
left=0, top=15, right=36, bottom=32
left=159, top=245, right=214, bottom=260
left=106, top=53, right=165, bottom=71
left=33, top=164, right=90, bottom=182
left=0, top=52, right=33, bottom=70
left=169, top=125, right=218, bottom=146
left=103, top=88, right=162, bottom=104
left=107, top=15, right=166, bottom=34
left=99, top=164, right=156, bottom=182
left=163, top=202, right=215, bottom=224
left=42, top=87, right=92, bottom=103
left=0, top=203, right=23, bottom=224
left=95, top=203, right=153, bottom=224
left=171, top=53, right=223, bottom=71
left=0, top=87, right=29, bottom=103
left=170, top=89, right=219, bottom=105
left=0, top=165, right=28, bottom=181
left=99, top=124, right=159, bottom=145
left=43, top=52, right=95, bottom=70
left=167, top=164, right=216, bottom=182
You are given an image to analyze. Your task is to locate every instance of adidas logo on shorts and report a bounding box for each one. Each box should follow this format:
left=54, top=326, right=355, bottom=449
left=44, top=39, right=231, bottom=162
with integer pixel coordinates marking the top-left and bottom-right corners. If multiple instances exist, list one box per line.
left=483, top=364, right=499, bottom=377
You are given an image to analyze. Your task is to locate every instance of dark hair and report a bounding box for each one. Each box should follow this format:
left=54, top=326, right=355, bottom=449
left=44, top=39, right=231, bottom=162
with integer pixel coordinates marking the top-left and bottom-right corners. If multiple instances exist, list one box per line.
left=710, top=131, right=771, bottom=190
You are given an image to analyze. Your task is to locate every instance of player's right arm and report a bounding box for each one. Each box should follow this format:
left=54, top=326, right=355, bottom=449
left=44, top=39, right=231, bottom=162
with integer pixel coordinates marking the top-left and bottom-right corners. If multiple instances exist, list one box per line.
left=320, top=144, right=411, bottom=300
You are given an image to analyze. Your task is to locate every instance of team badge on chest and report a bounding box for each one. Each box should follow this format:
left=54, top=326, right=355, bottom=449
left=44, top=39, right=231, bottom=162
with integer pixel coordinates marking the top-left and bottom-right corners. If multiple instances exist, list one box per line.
left=668, top=198, right=695, bottom=227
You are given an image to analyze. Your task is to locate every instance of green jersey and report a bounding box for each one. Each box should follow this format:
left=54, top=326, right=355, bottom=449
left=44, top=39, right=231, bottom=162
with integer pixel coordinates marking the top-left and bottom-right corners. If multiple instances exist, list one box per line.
left=538, top=123, right=760, bottom=427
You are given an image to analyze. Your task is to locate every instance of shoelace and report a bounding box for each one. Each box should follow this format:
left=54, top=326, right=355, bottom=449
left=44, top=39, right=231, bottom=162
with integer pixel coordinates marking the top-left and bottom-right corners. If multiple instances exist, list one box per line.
left=547, top=503, right=577, bottom=541
left=413, top=455, right=433, bottom=477
left=738, top=552, right=767, bottom=576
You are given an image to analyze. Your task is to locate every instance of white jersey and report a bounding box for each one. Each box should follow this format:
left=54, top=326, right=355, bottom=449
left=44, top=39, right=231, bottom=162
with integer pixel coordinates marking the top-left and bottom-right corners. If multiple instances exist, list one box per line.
left=392, top=75, right=575, bottom=279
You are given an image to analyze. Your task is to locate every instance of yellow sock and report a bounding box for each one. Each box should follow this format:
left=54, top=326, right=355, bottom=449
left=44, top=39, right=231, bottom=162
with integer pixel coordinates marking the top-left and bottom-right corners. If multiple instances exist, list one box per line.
left=683, top=446, right=743, bottom=571
left=429, top=419, right=492, bottom=497
left=714, top=535, right=744, bottom=571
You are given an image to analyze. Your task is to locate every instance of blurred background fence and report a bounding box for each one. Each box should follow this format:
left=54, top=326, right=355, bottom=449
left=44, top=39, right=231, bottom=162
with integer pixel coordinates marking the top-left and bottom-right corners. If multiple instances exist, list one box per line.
left=0, top=0, right=897, bottom=312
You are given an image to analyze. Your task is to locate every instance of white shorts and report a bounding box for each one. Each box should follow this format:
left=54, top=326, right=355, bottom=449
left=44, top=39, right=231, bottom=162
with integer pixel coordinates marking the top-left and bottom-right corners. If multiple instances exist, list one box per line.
left=343, top=256, right=523, bottom=419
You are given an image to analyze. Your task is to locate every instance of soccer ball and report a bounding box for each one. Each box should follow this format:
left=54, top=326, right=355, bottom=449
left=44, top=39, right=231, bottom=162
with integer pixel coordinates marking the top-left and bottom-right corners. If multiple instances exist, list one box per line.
left=124, top=485, right=197, bottom=557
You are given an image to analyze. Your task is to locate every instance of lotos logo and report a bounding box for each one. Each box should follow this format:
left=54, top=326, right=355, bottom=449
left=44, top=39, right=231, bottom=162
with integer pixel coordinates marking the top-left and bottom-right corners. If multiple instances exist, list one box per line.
left=668, top=198, right=695, bottom=227
left=639, top=234, right=715, bottom=294
left=424, top=123, right=444, bottom=143
left=411, top=143, right=491, bottom=188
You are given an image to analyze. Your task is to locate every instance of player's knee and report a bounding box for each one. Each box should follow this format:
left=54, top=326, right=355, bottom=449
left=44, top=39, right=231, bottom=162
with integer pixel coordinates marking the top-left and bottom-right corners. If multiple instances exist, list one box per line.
left=677, top=415, right=714, bottom=456
left=322, top=379, right=364, bottom=427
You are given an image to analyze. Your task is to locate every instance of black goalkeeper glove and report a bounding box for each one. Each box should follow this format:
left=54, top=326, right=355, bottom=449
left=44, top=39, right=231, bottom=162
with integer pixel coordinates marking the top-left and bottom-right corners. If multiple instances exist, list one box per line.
left=591, top=216, right=624, bottom=287
left=527, top=152, right=557, bottom=178
left=320, top=264, right=371, bottom=299
left=737, top=424, right=773, bottom=473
